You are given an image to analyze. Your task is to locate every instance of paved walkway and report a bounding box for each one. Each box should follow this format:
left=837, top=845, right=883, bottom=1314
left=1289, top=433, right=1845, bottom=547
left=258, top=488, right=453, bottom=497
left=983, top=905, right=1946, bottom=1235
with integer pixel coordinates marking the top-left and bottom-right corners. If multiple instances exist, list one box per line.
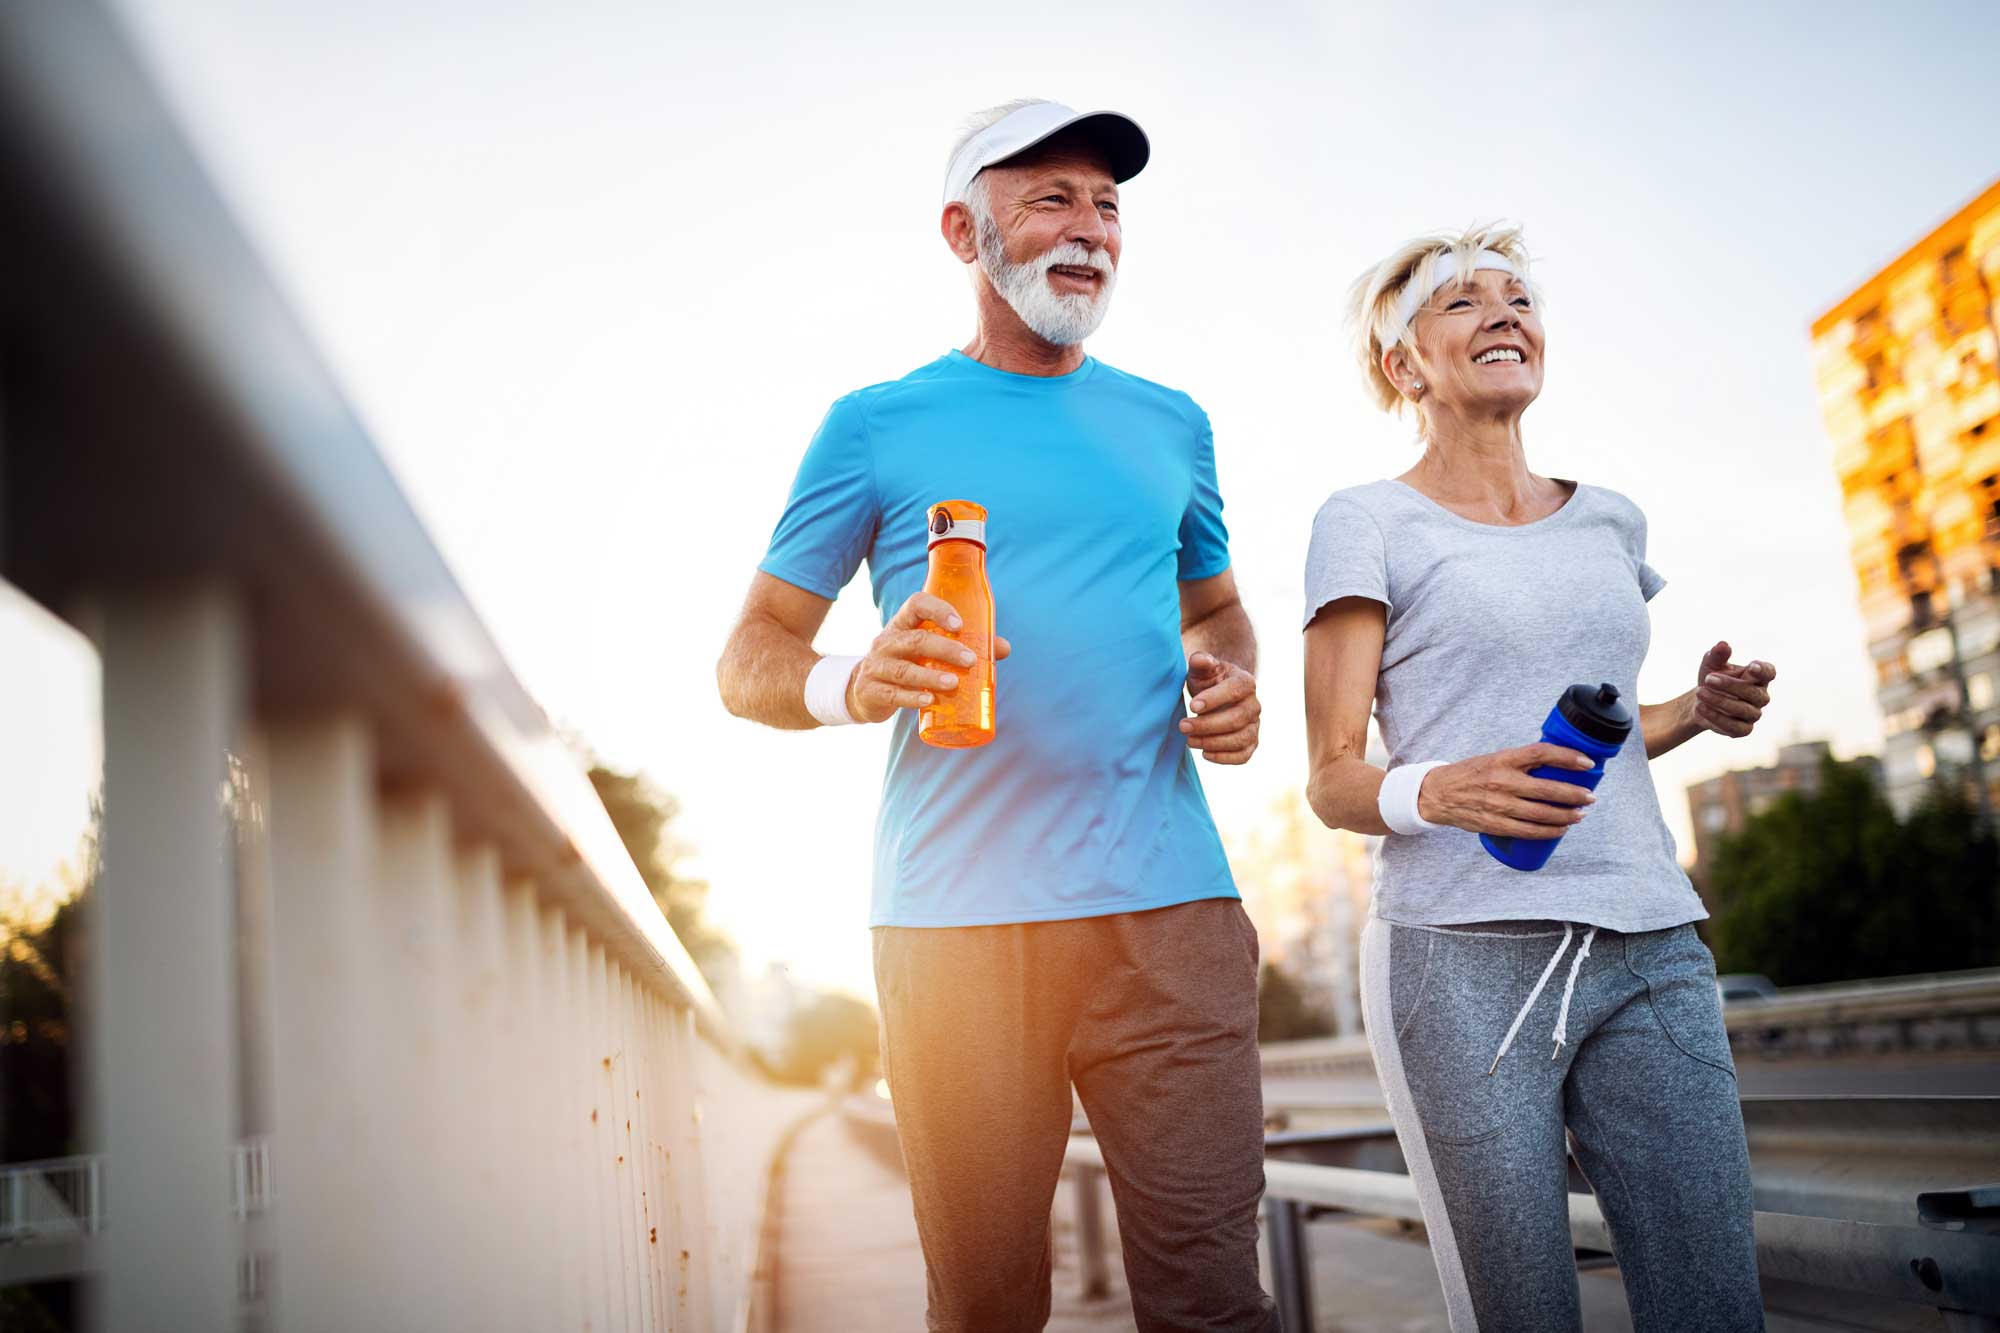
left=769, top=1110, right=1827, bottom=1331
left=771, top=1109, right=1133, bottom=1331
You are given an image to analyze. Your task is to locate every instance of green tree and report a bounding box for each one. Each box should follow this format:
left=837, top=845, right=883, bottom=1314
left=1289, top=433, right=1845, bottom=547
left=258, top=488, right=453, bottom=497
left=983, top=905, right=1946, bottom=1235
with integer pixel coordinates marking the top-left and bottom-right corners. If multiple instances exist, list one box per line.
left=1257, top=961, right=1333, bottom=1043
left=1705, top=757, right=2000, bottom=985
left=0, top=894, right=83, bottom=1162
left=0, top=814, right=96, bottom=1165
left=587, top=763, right=736, bottom=987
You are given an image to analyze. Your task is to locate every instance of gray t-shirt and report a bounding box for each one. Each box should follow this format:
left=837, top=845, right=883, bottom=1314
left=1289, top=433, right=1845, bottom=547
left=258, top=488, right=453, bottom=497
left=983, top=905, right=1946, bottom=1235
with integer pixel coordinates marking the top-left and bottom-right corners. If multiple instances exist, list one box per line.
left=1303, top=478, right=1707, bottom=934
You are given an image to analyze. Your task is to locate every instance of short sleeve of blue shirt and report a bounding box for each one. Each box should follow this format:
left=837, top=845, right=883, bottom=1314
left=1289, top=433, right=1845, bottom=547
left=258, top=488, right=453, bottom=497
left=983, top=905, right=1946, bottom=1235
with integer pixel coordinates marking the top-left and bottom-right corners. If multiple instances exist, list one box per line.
left=1177, top=400, right=1230, bottom=581
left=758, top=394, right=878, bottom=600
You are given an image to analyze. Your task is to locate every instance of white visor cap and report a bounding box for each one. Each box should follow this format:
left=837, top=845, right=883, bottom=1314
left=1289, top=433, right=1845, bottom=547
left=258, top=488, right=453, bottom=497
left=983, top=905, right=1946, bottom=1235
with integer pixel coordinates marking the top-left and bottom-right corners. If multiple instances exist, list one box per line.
left=943, top=101, right=1150, bottom=206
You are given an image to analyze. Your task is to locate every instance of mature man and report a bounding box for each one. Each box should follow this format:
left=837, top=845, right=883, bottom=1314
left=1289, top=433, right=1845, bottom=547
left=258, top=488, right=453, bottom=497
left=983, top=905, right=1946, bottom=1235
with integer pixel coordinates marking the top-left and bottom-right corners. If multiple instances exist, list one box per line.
left=717, top=99, right=1275, bottom=1331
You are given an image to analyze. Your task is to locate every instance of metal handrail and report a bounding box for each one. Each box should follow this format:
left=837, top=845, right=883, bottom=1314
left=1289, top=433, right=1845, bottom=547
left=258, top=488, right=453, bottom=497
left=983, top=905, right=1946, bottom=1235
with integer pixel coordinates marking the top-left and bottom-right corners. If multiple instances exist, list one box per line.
left=0, top=1156, right=100, bottom=1242
left=2, top=1138, right=275, bottom=1243
left=231, top=1138, right=271, bottom=1222
left=1060, top=1114, right=2000, bottom=1327
left=1259, top=967, right=2000, bottom=1079
left=1719, top=968, right=2000, bottom=1025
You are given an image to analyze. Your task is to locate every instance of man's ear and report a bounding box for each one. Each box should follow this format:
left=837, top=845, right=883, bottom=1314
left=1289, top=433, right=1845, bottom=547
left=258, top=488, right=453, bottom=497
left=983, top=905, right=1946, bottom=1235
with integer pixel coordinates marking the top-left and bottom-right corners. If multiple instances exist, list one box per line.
left=941, top=201, right=979, bottom=265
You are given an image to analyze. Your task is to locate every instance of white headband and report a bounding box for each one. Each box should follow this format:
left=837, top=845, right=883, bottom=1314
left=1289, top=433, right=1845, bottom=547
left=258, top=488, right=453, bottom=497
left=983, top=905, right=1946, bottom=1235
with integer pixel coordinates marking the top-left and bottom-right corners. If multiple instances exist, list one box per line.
left=1381, top=249, right=1522, bottom=348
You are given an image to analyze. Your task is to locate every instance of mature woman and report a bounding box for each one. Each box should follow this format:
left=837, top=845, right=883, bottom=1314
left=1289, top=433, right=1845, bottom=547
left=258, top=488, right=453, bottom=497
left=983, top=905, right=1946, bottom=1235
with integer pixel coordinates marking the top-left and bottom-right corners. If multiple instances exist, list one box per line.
left=1303, top=224, right=1777, bottom=1333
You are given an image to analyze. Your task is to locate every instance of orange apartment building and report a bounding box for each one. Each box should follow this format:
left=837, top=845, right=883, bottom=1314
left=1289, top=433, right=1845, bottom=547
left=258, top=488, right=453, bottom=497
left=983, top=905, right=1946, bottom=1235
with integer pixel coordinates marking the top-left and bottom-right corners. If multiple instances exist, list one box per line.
left=1812, top=179, right=2000, bottom=817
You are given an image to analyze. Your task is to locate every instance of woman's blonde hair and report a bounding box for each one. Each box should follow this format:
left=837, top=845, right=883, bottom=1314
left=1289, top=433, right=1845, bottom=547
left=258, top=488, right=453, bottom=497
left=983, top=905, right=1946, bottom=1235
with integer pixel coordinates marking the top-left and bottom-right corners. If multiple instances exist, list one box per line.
left=1345, top=223, right=1537, bottom=414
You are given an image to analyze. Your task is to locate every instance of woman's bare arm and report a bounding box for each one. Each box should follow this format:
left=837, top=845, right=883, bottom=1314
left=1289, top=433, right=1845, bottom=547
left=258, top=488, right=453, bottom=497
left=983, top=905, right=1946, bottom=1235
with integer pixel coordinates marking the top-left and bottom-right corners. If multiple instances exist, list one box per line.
left=1303, top=598, right=1394, bottom=835
left=1304, top=596, right=1595, bottom=839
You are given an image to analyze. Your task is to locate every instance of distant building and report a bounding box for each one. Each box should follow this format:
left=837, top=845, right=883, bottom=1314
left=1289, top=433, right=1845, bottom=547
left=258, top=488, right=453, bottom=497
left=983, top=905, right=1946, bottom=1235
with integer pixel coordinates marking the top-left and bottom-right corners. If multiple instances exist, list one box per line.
left=1684, top=741, right=1882, bottom=877
left=1811, top=178, right=2000, bottom=818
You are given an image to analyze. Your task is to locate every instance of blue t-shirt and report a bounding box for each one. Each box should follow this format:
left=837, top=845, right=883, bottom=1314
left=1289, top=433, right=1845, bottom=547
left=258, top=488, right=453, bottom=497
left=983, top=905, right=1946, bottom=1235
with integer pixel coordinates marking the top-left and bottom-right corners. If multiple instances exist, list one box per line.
left=759, top=350, right=1240, bottom=927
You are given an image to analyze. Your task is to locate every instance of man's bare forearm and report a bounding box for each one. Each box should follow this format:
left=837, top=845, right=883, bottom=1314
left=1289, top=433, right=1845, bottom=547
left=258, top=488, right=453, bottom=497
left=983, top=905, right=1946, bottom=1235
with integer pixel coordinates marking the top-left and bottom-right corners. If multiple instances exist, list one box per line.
left=1183, top=600, right=1257, bottom=676
left=716, top=615, right=823, bottom=730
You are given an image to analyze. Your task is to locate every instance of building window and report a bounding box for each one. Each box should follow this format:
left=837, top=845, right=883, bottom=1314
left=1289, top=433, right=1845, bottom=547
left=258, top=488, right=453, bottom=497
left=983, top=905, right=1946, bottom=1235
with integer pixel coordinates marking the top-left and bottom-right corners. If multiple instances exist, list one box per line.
left=1700, top=806, right=1729, bottom=832
left=1889, top=705, right=1930, bottom=735
left=1911, top=590, right=1934, bottom=627
left=1908, top=626, right=1955, bottom=675
left=1942, top=244, right=1967, bottom=285
left=1985, top=724, right=2000, bottom=763
left=1916, top=743, right=1937, bottom=780
left=1973, top=673, right=1995, bottom=712
left=1936, top=729, right=1976, bottom=766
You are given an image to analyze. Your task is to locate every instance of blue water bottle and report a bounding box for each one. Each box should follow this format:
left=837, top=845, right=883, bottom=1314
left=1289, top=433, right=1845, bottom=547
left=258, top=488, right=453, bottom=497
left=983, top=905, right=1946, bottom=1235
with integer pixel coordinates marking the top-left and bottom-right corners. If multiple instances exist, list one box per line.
left=1480, top=682, right=1634, bottom=872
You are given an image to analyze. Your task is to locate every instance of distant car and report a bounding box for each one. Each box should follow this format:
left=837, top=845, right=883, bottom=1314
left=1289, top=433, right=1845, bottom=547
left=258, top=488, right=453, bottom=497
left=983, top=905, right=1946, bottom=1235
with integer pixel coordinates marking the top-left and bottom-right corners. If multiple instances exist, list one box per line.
left=1716, top=973, right=1778, bottom=1004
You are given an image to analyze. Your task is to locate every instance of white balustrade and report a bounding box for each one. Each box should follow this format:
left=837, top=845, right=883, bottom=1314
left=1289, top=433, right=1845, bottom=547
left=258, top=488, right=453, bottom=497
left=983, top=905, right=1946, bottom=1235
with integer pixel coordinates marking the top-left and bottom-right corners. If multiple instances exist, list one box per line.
left=0, top=5, right=801, bottom=1327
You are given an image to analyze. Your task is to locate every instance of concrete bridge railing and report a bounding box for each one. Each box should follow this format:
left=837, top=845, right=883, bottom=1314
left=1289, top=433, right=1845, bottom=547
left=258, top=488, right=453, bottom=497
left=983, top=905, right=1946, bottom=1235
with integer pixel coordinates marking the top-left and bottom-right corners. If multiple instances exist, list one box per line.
left=0, top=4, right=790, bottom=1328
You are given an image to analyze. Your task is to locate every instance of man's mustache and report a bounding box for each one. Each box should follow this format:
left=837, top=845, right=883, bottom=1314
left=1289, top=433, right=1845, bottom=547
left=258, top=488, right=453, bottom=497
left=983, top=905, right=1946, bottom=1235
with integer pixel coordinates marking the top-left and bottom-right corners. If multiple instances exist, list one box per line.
left=1031, top=242, right=1114, bottom=279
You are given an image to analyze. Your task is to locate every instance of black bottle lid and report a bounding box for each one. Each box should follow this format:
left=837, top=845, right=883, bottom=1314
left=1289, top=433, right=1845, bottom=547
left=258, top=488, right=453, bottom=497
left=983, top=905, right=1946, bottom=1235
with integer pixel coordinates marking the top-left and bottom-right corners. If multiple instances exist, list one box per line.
left=1557, top=682, right=1634, bottom=745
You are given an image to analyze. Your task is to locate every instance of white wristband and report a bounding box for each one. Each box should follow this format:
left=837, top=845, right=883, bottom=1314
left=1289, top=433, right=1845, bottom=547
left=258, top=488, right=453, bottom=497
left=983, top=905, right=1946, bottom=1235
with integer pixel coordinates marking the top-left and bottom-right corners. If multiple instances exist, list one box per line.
left=805, top=654, right=864, bottom=727
left=1378, top=761, right=1450, bottom=836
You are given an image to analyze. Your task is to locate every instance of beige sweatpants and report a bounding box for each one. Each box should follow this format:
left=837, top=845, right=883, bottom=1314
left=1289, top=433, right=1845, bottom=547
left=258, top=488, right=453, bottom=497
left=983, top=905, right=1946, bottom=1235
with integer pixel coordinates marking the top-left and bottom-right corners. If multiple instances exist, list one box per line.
left=873, top=897, right=1279, bottom=1333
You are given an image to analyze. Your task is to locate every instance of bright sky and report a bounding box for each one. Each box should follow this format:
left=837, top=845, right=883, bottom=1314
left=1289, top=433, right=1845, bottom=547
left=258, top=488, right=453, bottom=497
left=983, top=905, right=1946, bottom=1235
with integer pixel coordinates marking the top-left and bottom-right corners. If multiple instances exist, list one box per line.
left=5, top=2, right=1997, bottom=996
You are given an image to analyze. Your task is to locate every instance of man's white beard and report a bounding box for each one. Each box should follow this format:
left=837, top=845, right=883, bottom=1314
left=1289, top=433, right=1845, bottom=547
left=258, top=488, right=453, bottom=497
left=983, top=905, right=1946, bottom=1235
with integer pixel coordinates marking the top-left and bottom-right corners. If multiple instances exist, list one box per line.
left=974, top=205, right=1117, bottom=347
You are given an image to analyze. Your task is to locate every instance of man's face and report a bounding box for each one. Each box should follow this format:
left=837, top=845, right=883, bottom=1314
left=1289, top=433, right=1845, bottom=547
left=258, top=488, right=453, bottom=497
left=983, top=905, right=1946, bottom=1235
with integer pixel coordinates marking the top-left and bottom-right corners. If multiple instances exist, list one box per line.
left=981, top=145, right=1121, bottom=288
left=966, top=142, right=1122, bottom=345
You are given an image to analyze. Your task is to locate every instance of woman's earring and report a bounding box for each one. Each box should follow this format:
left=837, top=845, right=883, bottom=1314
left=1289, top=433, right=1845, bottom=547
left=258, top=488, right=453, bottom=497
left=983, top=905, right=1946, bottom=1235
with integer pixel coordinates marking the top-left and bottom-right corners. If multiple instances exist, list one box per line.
left=1411, top=380, right=1424, bottom=395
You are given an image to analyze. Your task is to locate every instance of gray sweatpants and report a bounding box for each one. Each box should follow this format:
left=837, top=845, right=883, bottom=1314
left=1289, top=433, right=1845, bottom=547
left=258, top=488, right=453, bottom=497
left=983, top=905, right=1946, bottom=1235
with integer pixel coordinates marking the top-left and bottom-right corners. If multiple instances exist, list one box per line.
left=1361, top=916, right=1764, bottom=1333
left=875, top=898, right=1279, bottom=1333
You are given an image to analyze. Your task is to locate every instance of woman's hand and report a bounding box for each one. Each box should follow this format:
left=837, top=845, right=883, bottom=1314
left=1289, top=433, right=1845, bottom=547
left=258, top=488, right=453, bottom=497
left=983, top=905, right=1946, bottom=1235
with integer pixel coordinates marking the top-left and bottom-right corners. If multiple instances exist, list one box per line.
left=1416, top=744, right=1598, bottom=839
left=1691, top=641, right=1776, bottom=739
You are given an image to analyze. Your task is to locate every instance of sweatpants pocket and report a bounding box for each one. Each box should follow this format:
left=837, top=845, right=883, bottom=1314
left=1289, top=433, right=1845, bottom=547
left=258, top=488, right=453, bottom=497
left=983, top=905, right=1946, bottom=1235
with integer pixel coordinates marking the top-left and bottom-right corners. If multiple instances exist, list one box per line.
left=1627, top=925, right=1737, bottom=1078
left=1390, top=926, right=1534, bottom=1146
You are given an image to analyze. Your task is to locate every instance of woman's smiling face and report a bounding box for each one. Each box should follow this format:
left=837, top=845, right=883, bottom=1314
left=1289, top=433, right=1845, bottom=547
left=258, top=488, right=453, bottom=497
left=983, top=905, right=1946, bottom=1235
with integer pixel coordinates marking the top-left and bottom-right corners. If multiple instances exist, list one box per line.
left=1408, top=267, right=1545, bottom=418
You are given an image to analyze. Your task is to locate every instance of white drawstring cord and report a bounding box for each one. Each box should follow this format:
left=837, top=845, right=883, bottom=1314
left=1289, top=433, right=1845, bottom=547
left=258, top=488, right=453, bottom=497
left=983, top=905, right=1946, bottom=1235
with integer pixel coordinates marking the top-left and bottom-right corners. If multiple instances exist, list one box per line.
left=1550, top=927, right=1598, bottom=1059
left=1488, top=923, right=1571, bottom=1075
left=1487, top=923, right=1601, bottom=1073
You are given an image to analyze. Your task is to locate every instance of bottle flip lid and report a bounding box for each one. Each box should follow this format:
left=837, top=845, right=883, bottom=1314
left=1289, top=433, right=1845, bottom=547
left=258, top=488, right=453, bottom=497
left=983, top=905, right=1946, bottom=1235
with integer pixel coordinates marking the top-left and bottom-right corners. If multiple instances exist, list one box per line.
left=1558, top=682, right=1634, bottom=744
left=926, top=500, right=987, bottom=550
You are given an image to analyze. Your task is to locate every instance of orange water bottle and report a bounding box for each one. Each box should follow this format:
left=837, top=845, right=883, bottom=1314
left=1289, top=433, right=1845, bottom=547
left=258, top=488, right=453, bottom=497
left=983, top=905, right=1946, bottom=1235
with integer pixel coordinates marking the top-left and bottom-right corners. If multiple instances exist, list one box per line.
left=918, top=499, right=995, bottom=748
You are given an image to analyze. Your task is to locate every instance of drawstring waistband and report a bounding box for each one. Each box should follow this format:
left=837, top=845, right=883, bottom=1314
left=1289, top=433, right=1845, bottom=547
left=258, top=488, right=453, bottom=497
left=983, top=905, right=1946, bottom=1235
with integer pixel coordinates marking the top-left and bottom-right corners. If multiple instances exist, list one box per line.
left=1487, top=923, right=1599, bottom=1074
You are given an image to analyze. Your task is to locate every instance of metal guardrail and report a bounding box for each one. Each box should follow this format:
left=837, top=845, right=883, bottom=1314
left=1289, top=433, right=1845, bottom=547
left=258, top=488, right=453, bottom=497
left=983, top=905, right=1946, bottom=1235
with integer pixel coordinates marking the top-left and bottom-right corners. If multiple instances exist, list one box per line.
left=1061, top=1097, right=2000, bottom=1330
left=1258, top=968, right=2000, bottom=1083
left=0, top=1156, right=99, bottom=1244
left=230, top=1138, right=272, bottom=1224
left=1, top=1139, right=273, bottom=1249
left=1724, top=969, right=2000, bottom=1057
